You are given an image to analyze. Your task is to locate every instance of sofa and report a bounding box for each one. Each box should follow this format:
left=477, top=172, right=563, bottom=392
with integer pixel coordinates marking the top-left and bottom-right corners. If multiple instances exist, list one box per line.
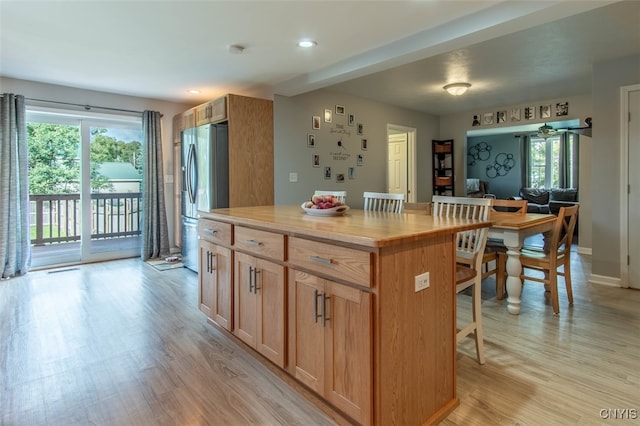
left=513, top=188, right=579, bottom=214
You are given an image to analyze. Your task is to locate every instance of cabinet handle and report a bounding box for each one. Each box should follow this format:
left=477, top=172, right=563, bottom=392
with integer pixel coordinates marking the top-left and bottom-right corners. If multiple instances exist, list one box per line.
left=253, top=269, right=261, bottom=292
left=314, top=289, right=322, bottom=323
left=249, top=266, right=255, bottom=293
left=309, top=255, right=332, bottom=265
left=322, top=293, right=330, bottom=326
left=244, top=239, right=263, bottom=247
left=210, top=252, right=217, bottom=273
left=203, top=228, right=217, bottom=235
left=206, top=250, right=211, bottom=273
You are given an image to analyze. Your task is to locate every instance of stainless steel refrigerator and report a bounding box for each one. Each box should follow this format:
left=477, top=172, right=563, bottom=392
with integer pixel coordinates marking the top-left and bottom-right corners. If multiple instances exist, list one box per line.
left=181, top=123, right=229, bottom=272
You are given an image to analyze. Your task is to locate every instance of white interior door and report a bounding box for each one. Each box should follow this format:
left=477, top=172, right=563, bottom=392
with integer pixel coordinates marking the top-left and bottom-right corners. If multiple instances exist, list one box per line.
left=628, top=89, right=640, bottom=288
left=387, top=133, right=407, bottom=197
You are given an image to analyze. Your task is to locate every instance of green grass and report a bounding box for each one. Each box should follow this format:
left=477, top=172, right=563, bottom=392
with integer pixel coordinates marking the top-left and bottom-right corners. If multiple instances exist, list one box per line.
left=30, top=225, right=68, bottom=240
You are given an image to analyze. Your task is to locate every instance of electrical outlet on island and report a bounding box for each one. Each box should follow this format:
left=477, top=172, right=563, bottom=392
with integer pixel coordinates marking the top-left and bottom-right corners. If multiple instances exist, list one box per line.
left=415, top=272, right=430, bottom=292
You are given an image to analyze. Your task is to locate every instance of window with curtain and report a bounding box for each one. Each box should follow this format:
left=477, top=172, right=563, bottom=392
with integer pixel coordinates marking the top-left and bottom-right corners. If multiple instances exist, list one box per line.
left=527, top=132, right=578, bottom=189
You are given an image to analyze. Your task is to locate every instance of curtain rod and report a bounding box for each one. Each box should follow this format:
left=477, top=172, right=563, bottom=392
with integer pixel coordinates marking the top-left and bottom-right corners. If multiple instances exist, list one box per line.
left=25, top=97, right=144, bottom=115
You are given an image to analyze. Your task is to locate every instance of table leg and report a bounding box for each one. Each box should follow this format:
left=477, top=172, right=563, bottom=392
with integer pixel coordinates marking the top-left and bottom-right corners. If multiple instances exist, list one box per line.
left=504, top=242, right=523, bottom=315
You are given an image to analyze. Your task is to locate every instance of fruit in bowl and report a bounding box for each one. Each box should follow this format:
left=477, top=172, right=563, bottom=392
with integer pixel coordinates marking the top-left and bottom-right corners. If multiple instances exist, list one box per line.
left=303, top=194, right=344, bottom=209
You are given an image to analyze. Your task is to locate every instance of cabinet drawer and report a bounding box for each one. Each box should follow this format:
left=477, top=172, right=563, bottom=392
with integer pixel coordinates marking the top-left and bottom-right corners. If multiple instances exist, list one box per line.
left=198, top=218, right=232, bottom=245
left=288, top=237, right=372, bottom=288
left=234, top=226, right=285, bottom=261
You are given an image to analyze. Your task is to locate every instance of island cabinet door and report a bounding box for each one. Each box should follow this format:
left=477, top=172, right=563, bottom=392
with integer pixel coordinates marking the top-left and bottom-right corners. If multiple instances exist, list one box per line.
left=212, top=245, right=232, bottom=331
left=288, top=270, right=326, bottom=394
left=324, top=281, right=372, bottom=426
left=198, top=240, right=215, bottom=318
left=234, top=252, right=286, bottom=368
left=199, top=240, right=232, bottom=331
left=255, top=257, right=285, bottom=367
left=288, top=270, right=372, bottom=425
left=234, top=252, right=259, bottom=348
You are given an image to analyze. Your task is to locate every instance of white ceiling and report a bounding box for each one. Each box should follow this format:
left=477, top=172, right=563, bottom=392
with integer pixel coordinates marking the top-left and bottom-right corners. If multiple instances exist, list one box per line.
left=1, top=1, right=639, bottom=116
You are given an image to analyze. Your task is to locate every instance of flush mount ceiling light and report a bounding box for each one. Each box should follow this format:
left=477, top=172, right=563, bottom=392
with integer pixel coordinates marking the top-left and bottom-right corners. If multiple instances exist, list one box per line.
left=188, top=89, right=201, bottom=94
left=443, top=82, right=471, bottom=96
left=297, top=39, right=317, bottom=48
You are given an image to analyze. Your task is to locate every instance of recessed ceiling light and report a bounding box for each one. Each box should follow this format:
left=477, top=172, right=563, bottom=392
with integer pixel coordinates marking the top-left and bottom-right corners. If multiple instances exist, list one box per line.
left=297, top=39, right=317, bottom=48
left=188, top=90, right=201, bottom=94
left=443, top=82, right=471, bottom=96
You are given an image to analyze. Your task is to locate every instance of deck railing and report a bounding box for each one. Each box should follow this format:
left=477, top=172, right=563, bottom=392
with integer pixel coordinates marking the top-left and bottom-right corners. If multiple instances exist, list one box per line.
left=30, top=193, right=142, bottom=245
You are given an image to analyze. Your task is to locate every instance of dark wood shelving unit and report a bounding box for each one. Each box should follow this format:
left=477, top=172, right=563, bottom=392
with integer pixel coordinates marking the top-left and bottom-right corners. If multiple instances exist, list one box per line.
left=432, top=139, right=454, bottom=195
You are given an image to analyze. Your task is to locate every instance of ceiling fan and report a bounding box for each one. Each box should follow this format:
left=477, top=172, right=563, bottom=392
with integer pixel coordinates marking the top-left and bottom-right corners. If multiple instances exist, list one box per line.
left=536, top=123, right=568, bottom=139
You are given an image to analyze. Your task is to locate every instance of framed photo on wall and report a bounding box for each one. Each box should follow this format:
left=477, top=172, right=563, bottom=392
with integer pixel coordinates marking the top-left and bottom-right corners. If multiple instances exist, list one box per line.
left=510, top=108, right=521, bottom=122
left=524, top=106, right=535, bottom=120
left=312, top=116, right=320, bottom=129
left=324, top=109, right=332, bottom=123
left=556, top=102, right=569, bottom=116
left=540, top=104, right=551, bottom=118
left=348, top=114, right=355, bottom=126
left=324, top=166, right=332, bottom=179
left=483, top=112, right=494, bottom=125
left=312, top=154, right=320, bottom=167
left=335, top=105, right=345, bottom=115
left=307, top=133, right=315, bottom=148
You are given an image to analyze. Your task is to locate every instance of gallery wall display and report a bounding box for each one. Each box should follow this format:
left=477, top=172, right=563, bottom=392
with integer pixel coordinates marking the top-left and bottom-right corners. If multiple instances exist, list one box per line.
left=474, top=101, right=569, bottom=127
left=308, top=105, right=367, bottom=183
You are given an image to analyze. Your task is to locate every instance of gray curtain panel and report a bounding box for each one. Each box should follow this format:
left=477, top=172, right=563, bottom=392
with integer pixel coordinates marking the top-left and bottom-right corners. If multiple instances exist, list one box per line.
left=141, top=110, right=170, bottom=260
left=558, top=132, right=570, bottom=188
left=0, top=94, right=31, bottom=278
left=521, top=135, right=530, bottom=188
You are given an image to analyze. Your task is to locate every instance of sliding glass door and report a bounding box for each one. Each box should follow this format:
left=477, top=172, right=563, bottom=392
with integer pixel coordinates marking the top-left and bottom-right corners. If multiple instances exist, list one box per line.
left=27, top=109, right=143, bottom=268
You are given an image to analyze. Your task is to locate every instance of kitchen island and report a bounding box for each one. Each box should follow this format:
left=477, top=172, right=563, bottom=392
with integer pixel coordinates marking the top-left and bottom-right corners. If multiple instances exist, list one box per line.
left=197, top=205, right=490, bottom=425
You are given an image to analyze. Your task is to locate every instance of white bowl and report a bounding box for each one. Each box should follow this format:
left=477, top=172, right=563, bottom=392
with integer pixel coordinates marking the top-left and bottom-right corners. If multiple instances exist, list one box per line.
left=300, top=202, right=350, bottom=217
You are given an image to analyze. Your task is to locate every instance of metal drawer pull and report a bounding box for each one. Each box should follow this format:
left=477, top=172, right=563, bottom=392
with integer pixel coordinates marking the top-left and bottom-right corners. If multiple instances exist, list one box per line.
left=203, top=228, right=217, bottom=234
left=309, top=255, right=332, bottom=265
left=244, top=239, right=263, bottom=247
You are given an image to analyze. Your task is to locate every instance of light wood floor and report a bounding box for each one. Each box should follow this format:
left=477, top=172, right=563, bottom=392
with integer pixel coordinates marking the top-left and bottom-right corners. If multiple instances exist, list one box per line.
left=1, top=253, right=638, bottom=425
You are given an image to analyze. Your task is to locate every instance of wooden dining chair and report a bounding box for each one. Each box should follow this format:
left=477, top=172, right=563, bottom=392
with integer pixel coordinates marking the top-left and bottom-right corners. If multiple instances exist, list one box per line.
left=363, top=192, right=404, bottom=213
left=505, top=204, right=579, bottom=315
left=314, top=190, right=347, bottom=203
left=431, top=195, right=492, bottom=364
left=483, top=199, right=529, bottom=299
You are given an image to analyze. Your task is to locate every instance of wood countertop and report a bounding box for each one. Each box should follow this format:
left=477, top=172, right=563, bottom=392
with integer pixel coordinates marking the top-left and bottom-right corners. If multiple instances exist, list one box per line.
left=199, top=205, right=490, bottom=248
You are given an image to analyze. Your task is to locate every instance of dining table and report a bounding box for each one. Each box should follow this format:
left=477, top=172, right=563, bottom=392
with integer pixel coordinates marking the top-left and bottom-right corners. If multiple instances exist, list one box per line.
left=488, top=211, right=557, bottom=314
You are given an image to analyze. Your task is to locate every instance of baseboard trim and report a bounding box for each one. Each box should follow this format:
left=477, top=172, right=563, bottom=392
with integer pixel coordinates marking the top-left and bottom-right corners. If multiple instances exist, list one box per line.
left=589, top=274, right=622, bottom=287
left=577, top=246, right=592, bottom=255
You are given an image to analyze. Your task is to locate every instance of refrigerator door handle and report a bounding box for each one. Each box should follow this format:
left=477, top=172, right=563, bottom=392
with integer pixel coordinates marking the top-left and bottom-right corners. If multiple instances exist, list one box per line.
left=186, top=143, right=197, bottom=204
